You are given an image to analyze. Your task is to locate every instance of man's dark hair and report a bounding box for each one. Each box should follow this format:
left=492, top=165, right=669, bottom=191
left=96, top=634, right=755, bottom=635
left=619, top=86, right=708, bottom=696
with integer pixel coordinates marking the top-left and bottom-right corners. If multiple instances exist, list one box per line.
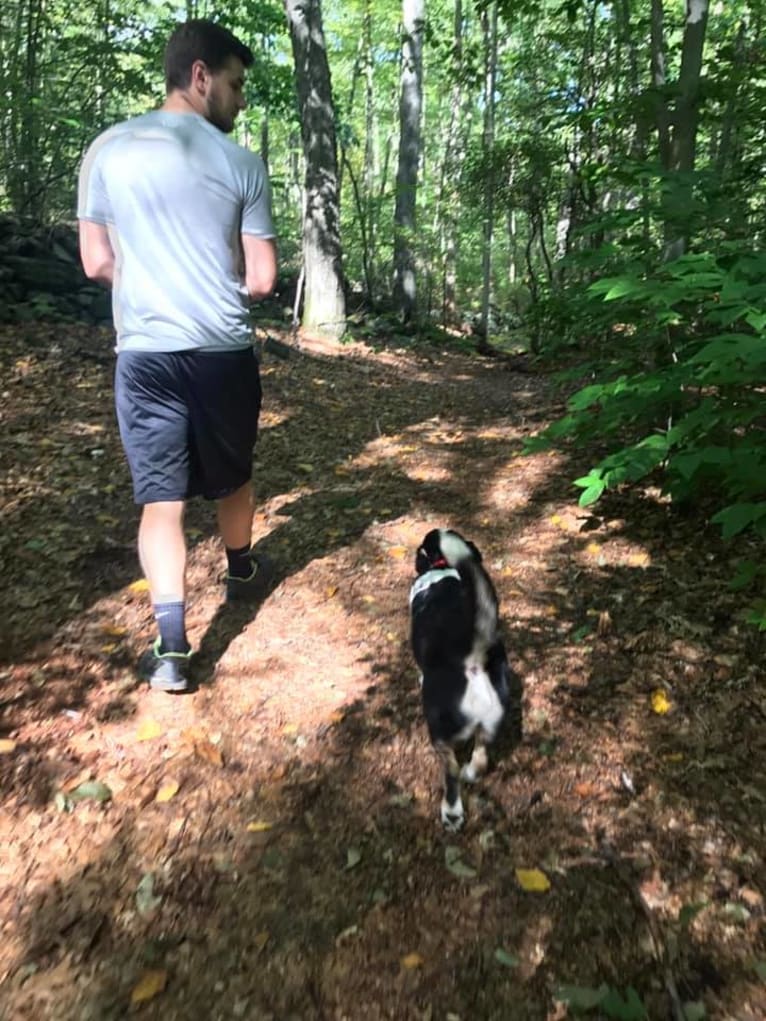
left=164, top=19, right=254, bottom=92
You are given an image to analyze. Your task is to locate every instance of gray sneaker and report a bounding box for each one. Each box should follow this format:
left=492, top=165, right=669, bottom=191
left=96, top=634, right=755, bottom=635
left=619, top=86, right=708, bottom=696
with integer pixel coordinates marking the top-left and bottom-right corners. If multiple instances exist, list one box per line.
left=225, top=554, right=276, bottom=603
left=140, top=638, right=192, bottom=692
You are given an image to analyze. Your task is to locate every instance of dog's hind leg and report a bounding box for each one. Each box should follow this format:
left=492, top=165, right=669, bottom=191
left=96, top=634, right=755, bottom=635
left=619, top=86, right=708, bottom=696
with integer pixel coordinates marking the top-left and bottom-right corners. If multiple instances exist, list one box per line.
left=460, top=728, right=490, bottom=784
left=435, top=741, right=464, bottom=831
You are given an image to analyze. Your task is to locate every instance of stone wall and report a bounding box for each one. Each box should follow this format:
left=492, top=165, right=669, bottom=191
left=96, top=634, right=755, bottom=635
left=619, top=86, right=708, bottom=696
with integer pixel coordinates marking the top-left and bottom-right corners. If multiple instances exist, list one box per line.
left=0, top=215, right=112, bottom=324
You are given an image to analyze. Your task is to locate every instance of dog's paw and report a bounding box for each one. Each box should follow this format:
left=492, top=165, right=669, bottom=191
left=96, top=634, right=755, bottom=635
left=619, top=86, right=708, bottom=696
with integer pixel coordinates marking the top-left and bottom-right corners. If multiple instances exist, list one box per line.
left=441, top=796, right=465, bottom=831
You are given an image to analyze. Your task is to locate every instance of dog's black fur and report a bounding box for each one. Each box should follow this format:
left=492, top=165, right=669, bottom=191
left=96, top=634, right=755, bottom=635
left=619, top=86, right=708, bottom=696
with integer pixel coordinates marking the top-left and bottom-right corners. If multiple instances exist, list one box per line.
left=410, top=528, right=513, bottom=829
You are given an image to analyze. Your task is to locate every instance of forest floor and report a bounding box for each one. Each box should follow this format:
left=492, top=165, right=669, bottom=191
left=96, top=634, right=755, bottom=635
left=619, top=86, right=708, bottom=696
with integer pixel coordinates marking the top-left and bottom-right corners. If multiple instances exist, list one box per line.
left=1, top=319, right=765, bottom=1021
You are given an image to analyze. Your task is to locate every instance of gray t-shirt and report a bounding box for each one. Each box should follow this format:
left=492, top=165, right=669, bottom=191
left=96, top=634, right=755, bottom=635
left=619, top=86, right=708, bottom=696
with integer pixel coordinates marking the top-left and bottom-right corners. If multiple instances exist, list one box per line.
left=77, top=110, right=275, bottom=352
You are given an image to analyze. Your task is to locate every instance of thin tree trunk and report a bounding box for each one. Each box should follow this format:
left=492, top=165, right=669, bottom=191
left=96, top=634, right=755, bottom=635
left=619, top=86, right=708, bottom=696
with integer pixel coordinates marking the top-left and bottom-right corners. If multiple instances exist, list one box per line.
left=285, top=0, right=346, bottom=340
left=393, top=0, right=425, bottom=323
left=478, top=0, right=498, bottom=353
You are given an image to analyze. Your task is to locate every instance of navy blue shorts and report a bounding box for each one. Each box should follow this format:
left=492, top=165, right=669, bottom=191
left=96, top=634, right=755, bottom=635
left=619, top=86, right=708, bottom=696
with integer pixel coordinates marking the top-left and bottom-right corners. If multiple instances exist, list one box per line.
left=115, top=348, right=262, bottom=505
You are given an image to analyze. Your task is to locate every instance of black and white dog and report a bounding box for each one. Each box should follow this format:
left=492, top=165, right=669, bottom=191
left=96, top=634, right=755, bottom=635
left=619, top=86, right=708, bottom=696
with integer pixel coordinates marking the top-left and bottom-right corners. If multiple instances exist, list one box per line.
left=410, top=528, right=512, bottom=830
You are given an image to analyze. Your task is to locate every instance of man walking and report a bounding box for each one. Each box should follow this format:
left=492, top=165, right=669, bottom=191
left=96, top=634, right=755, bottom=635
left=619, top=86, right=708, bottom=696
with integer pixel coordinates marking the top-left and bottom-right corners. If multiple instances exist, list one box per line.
left=78, top=20, right=278, bottom=693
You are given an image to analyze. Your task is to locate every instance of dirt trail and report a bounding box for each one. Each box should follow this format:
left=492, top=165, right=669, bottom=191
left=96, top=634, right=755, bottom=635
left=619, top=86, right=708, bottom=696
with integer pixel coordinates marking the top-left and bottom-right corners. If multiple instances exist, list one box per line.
left=1, top=324, right=764, bottom=1020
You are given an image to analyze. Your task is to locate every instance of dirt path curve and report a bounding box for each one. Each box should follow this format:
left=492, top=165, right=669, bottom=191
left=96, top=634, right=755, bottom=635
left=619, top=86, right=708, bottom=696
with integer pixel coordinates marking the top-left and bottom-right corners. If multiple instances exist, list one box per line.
left=1, top=325, right=764, bottom=1020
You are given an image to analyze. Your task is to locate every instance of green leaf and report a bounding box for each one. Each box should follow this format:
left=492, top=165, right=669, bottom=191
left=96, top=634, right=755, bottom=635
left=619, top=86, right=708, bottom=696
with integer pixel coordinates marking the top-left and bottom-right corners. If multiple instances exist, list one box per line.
left=711, top=503, right=766, bottom=541
left=678, top=901, right=707, bottom=929
left=753, top=960, right=766, bottom=981
left=444, top=846, right=477, bottom=879
left=554, top=983, right=609, bottom=1010
left=682, top=1002, right=706, bottom=1021
left=69, top=780, right=112, bottom=803
left=494, top=948, right=519, bottom=968
left=579, top=481, right=606, bottom=507
left=600, top=987, right=647, bottom=1020
left=345, top=847, right=362, bottom=870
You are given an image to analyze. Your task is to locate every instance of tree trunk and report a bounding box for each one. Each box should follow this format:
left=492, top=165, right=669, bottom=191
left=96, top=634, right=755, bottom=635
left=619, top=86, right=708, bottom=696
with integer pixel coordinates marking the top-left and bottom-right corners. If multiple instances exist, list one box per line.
left=653, top=0, right=710, bottom=260
left=285, top=0, right=346, bottom=340
left=478, top=0, right=498, bottom=354
left=393, top=0, right=425, bottom=323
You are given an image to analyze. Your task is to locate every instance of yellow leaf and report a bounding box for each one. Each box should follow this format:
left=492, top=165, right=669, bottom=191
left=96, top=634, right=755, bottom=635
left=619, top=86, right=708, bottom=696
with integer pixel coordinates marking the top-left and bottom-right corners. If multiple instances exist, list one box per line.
left=388, top=546, right=408, bottom=559
left=136, top=718, right=163, bottom=742
left=0, top=739, right=17, bottom=754
left=283, top=724, right=298, bottom=736
left=550, top=514, right=562, bottom=526
left=515, top=868, right=551, bottom=892
left=325, top=585, right=339, bottom=599
left=629, top=552, right=650, bottom=567
left=155, top=780, right=179, bottom=803
left=544, top=604, right=558, bottom=617
left=401, top=952, right=424, bottom=969
left=246, top=820, right=273, bottom=832
left=129, top=578, right=150, bottom=594
left=663, top=752, right=684, bottom=763
left=586, top=543, right=602, bottom=556
left=651, top=690, right=672, bottom=715
left=100, top=643, right=118, bottom=655
left=101, top=624, right=128, bottom=638
left=297, top=463, right=314, bottom=473
left=130, top=969, right=167, bottom=1004
left=361, top=594, right=376, bottom=604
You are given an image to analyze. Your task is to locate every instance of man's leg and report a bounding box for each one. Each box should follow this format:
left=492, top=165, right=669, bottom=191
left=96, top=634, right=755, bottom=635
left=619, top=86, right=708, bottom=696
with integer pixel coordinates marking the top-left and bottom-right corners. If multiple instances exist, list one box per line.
left=216, top=481, right=253, bottom=552
left=139, top=500, right=190, bottom=655
left=217, top=482, right=273, bottom=600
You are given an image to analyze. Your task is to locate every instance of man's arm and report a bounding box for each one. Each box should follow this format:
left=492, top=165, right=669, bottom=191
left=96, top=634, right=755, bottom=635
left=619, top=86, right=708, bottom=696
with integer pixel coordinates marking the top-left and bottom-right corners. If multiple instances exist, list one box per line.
left=78, top=220, right=116, bottom=286
left=241, top=235, right=277, bottom=302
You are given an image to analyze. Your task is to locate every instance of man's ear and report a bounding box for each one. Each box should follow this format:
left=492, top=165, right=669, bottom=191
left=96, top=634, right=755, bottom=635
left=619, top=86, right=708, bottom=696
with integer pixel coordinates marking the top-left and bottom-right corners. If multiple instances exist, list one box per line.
left=189, top=59, right=209, bottom=93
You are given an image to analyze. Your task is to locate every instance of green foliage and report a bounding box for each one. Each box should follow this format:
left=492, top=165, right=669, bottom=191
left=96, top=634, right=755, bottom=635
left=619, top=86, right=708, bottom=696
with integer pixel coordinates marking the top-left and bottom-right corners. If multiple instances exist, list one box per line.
left=554, top=983, right=647, bottom=1019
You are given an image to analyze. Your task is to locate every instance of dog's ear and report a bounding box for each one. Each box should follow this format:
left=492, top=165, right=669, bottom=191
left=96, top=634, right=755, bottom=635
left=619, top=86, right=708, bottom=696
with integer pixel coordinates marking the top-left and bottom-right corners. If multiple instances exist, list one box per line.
left=415, top=546, right=430, bottom=575
left=466, top=539, right=483, bottom=562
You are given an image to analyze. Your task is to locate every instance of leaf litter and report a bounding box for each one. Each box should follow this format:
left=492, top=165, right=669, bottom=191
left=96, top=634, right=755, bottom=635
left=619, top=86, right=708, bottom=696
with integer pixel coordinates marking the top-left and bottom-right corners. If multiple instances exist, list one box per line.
left=0, top=322, right=765, bottom=1020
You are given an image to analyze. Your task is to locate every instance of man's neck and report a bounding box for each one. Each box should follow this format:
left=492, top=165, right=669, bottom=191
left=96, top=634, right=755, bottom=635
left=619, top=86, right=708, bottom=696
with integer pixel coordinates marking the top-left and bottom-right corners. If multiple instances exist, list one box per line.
left=162, top=91, right=204, bottom=117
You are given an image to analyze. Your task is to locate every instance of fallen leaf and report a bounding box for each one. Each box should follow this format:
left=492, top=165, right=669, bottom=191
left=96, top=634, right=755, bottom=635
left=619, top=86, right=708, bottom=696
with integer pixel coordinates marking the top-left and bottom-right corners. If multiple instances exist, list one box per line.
left=0, top=739, right=17, bottom=754
left=629, top=552, right=650, bottom=567
left=101, top=624, right=128, bottom=638
left=346, top=847, right=362, bottom=870
left=136, top=718, right=163, bottom=742
left=246, top=820, right=273, bottom=833
left=129, top=578, right=150, bottom=594
left=100, top=643, right=118, bottom=655
left=282, top=724, right=298, bottom=736
left=388, top=546, right=407, bottom=559
left=254, top=930, right=270, bottom=952
left=494, top=948, right=520, bottom=968
left=325, top=585, right=339, bottom=598
left=651, top=690, right=672, bottom=715
left=445, top=845, right=477, bottom=879
left=515, top=867, right=551, bottom=892
left=69, top=780, right=112, bottom=804
left=297, top=463, right=314, bottom=473
left=130, top=969, right=167, bottom=1004
left=574, top=782, right=597, bottom=798
left=401, top=952, right=424, bottom=969
left=194, top=741, right=223, bottom=767
left=155, top=781, right=179, bottom=804
left=135, top=873, right=162, bottom=917
left=361, top=594, right=376, bottom=604
left=586, top=542, right=602, bottom=556
left=550, top=514, right=562, bottom=526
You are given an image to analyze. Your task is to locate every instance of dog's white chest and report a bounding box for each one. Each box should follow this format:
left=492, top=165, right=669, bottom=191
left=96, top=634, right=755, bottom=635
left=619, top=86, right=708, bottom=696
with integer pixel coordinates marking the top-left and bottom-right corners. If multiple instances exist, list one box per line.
left=459, top=664, right=505, bottom=739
